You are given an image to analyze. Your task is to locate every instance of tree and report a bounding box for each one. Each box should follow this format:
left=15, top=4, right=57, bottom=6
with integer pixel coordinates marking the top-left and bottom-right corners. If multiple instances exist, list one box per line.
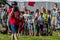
left=0, top=0, right=7, bottom=4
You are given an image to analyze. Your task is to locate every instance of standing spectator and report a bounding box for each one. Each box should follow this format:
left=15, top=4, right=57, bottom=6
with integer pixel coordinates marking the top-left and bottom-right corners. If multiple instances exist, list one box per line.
left=34, top=9, right=39, bottom=36
left=42, top=8, right=48, bottom=35
left=51, top=3, right=59, bottom=28
left=23, top=9, right=29, bottom=35
left=0, top=21, right=8, bottom=34
left=47, top=10, right=52, bottom=35
left=27, top=10, right=34, bottom=36
left=18, top=11, right=25, bottom=35
left=55, top=11, right=60, bottom=36
left=1, top=4, right=7, bottom=24
left=37, top=13, right=44, bottom=35
left=8, top=1, right=20, bottom=40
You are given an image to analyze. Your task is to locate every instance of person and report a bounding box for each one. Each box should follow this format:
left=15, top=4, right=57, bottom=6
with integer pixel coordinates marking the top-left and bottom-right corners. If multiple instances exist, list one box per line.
left=1, top=4, right=7, bottom=24
left=18, top=11, right=25, bottom=35
left=47, top=10, right=52, bottom=35
left=43, top=24, right=48, bottom=36
left=34, top=9, right=39, bottom=36
left=42, top=8, right=48, bottom=21
left=51, top=3, right=59, bottom=29
left=55, top=11, right=60, bottom=36
left=42, top=8, right=48, bottom=36
left=27, top=10, right=34, bottom=36
left=37, top=13, right=44, bottom=35
left=23, top=9, right=29, bottom=35
left=0, top=21, right=8, bottom=34
left=8, top=1, right=20, bottom=40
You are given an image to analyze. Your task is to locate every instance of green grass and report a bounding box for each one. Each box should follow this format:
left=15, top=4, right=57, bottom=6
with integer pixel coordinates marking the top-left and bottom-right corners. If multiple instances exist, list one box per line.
left=0, top=31, right=60, bottom=40
left=0, top=25, right=60, bottom=40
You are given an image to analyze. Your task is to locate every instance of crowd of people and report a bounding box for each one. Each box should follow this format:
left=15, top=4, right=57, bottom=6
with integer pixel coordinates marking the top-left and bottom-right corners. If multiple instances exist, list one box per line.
left=0, top=1, right=60, bottom=40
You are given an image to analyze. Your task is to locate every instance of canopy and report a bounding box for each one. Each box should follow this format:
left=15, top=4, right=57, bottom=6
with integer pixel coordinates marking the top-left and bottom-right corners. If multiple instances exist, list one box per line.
left=7, top=0, right=48, bottom=2
left=7, top=0, right=60, bottom=2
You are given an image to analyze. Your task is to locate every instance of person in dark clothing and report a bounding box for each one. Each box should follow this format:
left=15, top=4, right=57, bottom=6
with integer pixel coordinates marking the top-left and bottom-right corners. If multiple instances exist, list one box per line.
left=0, top=21, right=8, bottom=34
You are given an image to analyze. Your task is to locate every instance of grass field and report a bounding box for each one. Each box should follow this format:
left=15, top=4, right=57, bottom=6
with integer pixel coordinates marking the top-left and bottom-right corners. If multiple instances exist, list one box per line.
left=0, top=31, right=60, bottom=40
left=0, top=26, right=60, bottom=40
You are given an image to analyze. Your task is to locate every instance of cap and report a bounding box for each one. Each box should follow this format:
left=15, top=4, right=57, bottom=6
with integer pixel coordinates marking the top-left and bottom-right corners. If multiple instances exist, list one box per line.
left=12, top=1, right=17, bottom=5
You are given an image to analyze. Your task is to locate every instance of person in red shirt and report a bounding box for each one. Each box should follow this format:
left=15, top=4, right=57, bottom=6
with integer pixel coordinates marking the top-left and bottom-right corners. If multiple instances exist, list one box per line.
left=18, top=11, right=25, bottom=35
left=8, top=1, right=20, bottom=40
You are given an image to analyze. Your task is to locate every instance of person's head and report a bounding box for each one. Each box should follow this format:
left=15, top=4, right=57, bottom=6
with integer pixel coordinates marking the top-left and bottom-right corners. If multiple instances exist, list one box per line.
left=41, top=7, right=46, bottom=13
left=47, top=10, right=51, bottom=15
left=27, top=10, right=30, bottom=14
left=3, top=21, right=7, bottom=26
left=20, top=11, right=24, bottom=16
left=31, top=11, right=34, bottom=14
left=11, top=1, right=19, bottom=11
left=40, top=13, right=43, bottom=17
left=54, top=3, right=58, bottom=8
left=11, top=1, right=17, bottom=7
left=36, top=9, right=39, bottom=13
left=53, top=8, right=56, bottom=11
left=23, top=6, right=27, bottom=12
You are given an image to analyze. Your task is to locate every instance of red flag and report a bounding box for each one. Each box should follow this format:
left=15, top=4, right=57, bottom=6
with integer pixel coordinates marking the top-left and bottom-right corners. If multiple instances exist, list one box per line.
left=28, top=2, right=35, bottom=6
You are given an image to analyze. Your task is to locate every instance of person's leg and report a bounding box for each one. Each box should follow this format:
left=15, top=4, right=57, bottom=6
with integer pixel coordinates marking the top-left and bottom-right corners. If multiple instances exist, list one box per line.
left=51, top=17, right=55, bottom=26
left=11, top=34, right=14, bottom=40
left=15, top=25, right=18, bottom=40
left=14, top=33, right=18, bottom=40
left=55, top=17, right=57, bottom=27
left=34, top=25, right=37, bottom=36
left=31, top=24, right=33, bottom=36
left=40, top=25, right=43, bottom=35
left=28, top=24, right=31, bottom=36
left=39, top=25, right=41, bottom=36
left=11, top=24, right=18, bottom=40
left=10, top=24, right=14, bottom=40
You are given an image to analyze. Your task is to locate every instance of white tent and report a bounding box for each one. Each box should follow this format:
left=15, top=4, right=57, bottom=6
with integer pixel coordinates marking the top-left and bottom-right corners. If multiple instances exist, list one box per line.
left=7, top=0, right=60, bottom=11
left=7, top=0, right=60, bottom=2
left=7, top=0, right=48, bottom=2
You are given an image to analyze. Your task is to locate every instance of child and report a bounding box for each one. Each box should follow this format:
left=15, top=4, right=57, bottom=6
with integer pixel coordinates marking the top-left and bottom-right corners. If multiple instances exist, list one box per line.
left=42, top=8, right=48, bottom=36
left=23, top=10, right=29, bottom=35
left=51, top=3, right=58, bottom=29
left=18, top=11, right=25, bottom=35
left=43, top=24, right=48, bottom=36
left=34, top=9, right=39, bottom=36
left=56, top=11, right=60, bottom=36
left=47, top=10, right=52, bottom=35
left=37, top=13, right=44, bottom=35
left=27, top=10, right=34, bottom=36
left=0, top=21, right=8, bottom=34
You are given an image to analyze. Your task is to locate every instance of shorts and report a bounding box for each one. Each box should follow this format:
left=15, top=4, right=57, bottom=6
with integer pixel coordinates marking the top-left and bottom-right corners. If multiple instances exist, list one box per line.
left=39, top=25, right=43, bottom=31
left=28, top=24, right=33, bottom=30
left=57, top=23, right=60, bottom=26
left=34, top=25, right=39, bottom=32
left=10, top=24, right=18, bottom=34
left=56, top=23, right=60, bottom=31
left=25, top=23, right=28, bottom=27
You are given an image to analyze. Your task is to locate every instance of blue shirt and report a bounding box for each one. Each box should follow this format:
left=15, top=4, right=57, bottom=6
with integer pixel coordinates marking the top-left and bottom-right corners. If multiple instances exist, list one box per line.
left=38, top=16, right=44, bottom=25
left=57, top=16, right=60, bottom=24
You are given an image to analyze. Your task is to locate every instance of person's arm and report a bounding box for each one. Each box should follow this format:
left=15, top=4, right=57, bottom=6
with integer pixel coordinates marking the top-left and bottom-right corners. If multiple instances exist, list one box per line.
left=8, top=8, right=14, bottom=19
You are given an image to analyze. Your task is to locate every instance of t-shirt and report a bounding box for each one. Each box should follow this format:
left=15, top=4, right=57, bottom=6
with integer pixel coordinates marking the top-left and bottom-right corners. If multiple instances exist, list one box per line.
left=52, top=10, right=58, bottom=17
left=23, top=14, right=29, bottom=22
left=27, top=14, right=34, bottom=23
left=43, top=13, right=48, bottom=20
left=38, top=16, right=44, bottom=25
left=48, top=15, right=51, bottom=25
left=8, top=8, right=20, bottom=25
left=57, top=16, right=60, bottom=24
